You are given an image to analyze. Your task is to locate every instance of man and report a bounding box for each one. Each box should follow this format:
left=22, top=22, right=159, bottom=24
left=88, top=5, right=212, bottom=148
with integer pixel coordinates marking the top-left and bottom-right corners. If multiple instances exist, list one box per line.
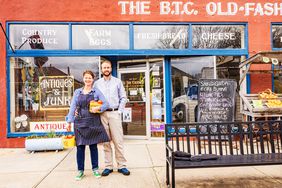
left=94, top=60, right=130, bottom=176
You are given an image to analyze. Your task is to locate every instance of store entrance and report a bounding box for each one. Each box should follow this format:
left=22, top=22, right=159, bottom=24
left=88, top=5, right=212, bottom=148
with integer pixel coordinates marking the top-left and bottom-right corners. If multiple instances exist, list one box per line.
left=118, top=58, right=165, bottom=139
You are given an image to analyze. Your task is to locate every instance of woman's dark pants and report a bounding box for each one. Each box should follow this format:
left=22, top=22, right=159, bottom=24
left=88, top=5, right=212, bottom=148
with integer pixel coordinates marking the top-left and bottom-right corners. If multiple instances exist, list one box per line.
left=76, top=144, right=98, bottom=171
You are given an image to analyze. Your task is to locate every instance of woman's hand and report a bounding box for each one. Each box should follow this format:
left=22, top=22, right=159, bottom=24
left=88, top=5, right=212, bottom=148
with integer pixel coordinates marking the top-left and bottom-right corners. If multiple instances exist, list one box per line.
left=90, top=106, right=100, bottom=113
left=66, top=123, right=72, bottom=132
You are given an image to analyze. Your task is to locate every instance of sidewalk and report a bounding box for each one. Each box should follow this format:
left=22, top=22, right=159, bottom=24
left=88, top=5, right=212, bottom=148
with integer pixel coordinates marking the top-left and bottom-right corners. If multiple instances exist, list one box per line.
left=0, top=140, right=281, bottom=188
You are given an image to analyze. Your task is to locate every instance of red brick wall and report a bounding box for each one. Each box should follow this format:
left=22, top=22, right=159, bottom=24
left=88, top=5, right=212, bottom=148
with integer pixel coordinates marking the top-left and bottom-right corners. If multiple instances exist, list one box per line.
left=1, top=0, right=281, bottom=147
left=250, top=74, right=272, bottom=94
left=249, top=64, right=272, bottom=93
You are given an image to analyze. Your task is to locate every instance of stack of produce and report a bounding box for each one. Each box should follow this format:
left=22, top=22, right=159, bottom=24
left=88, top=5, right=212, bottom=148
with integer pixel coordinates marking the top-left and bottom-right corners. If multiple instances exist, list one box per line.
left=258, top=89, right=282, bottom=108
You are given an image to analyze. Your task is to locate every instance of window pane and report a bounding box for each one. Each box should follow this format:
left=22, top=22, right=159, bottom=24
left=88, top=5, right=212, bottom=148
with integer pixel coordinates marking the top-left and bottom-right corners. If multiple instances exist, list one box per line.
left=134, top=25, right=188, bottom=49
left=216, top=56, right=243, bottom=121
left=171, top=56, right=214, bottom=123
left=273, top=64, right=282, bottom=93
left=9, top=24, right=69, bottom=50
left=9, top=56, right=100, bottom=133
left=72, top=25, right=129, bottom=49
left=149, top=61, right=165, bottom=137
left=192, top=25, right=245, bottom=49
left=272, top=25, right=282, bottom=48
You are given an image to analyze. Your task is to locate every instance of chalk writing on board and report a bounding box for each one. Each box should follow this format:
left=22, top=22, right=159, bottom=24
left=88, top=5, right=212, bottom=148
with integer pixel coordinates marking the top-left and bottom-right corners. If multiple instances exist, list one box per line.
left=197, top=79, right=237, bottom=123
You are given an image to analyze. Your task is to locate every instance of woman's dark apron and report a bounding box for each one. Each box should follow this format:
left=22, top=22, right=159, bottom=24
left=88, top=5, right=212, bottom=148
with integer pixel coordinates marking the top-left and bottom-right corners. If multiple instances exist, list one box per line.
left=74, top=93, right=109, bottom=146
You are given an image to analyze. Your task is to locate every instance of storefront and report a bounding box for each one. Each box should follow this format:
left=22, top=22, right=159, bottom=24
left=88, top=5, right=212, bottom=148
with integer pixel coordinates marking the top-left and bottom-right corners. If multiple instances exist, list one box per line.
left=0, top=0, right=281, bottom=147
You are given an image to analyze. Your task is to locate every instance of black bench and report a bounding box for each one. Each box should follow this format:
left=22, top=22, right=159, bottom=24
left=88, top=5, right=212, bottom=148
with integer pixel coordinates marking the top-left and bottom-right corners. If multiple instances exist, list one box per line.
left=165, top=121, right=282, bottom=188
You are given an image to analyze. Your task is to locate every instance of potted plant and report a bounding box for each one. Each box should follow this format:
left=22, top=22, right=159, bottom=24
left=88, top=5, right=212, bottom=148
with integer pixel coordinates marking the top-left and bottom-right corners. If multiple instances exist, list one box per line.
left=25, top=131, right=64, bottom=153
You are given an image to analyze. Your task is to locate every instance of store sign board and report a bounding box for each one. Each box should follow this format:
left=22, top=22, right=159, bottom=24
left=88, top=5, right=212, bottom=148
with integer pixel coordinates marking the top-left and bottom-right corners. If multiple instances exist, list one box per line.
left=72, top=25, right=129, bottom=49
left=272, top=25, right=282, bottom=48
left=39, top=76, right=74, bottom=110
left=30, top=121, right=73, bottom=132
left=134, top=25, right=188, bottom=49
left=192, top=25, right=243, bottom=49
left=118, top=1, right=282, bottom=17
left=123, top=72, right=145, bottom=102
left=9, top=24, right=69, bottom=50
left=197, top=79, right=237, bottom=123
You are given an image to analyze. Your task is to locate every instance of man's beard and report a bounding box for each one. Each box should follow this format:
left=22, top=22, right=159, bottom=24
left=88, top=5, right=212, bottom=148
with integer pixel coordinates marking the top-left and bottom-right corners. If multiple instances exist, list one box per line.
left=102, top=71, right=111, bottom=77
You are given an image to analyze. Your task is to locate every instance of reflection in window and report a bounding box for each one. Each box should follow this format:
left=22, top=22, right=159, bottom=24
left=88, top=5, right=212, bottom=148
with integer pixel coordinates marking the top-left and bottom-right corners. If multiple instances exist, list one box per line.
left=171, top=56, right=243, bottom=123
left=192, top=25, right=244, bottom=49
left=9, top=24, right=69, bottom=50
left=134, top=25, right=188, bottom=49
left=72, top=25, right=129, bottom=49
left=171, top=56, right=214, bottom=123
left=272, top=25, right=282, bottom=48
left=149, top=62, right=165, bottom=137
left=273, top=64, right=282, bottom=93
left=216, top=56, right=241, bottom=82
left=216, top=56, right=242, bottom=121
left=9, top=57, right=100, bottom=133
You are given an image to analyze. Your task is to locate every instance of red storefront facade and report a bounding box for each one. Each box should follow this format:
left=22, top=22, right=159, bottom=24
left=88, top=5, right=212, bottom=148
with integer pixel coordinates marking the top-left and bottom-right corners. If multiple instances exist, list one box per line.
left=0, top=0, right=281, bottom=147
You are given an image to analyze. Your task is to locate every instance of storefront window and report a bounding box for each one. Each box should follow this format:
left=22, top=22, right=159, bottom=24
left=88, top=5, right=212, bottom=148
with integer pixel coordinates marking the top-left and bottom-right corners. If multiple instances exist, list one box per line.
left=273, top=64, right=282, bottom=93
left=171, top=56, right=243, bottom=123
left=134, top=25, right=188, bottom=49
left=72, top=25, right=129, bottom=49
left=216, top=56, right=241, bottom=82
left=216, top=56, right=243, bottom=121
left=150, top=61, right=165, bottom=137
left=9, top=56, right=100, bottom=133
left=192, top=25, right=245, bottom=49
left=9, top=24, right=69, bottom=50
left=272, top=25, right=282, bottom=48
left=171, top=56, right=215, bottom=123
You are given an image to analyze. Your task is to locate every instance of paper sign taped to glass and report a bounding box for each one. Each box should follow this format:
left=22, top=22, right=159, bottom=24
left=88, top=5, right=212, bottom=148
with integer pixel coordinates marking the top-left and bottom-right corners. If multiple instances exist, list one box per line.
left=123, top=108, right=132, bottom=122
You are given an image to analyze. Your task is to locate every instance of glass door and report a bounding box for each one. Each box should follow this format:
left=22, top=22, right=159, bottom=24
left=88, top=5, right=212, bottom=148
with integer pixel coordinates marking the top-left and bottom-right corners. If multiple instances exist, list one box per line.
left=118, top=58, right=165, bottom=139
left=119, top=70, right=148, bottom=138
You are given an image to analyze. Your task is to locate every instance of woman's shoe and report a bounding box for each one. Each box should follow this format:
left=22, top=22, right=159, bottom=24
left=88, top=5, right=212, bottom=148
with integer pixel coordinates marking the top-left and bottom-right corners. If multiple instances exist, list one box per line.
left=75, top=171, right=85, bottom=181
left=93, top=169, right=101, bottom=178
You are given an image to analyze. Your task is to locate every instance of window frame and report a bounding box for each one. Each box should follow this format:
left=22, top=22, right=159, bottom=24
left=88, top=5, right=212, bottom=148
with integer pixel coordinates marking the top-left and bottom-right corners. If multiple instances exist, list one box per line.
left=6, top=22, right=248, bottom=137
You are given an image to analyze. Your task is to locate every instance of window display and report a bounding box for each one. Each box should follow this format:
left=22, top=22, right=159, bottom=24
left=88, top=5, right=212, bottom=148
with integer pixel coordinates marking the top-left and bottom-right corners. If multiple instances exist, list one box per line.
left=150, top=62, right=165, bottom=137
left=9, top=56, right=100, bottom=133
left=171, top=56, right=242, bottom=123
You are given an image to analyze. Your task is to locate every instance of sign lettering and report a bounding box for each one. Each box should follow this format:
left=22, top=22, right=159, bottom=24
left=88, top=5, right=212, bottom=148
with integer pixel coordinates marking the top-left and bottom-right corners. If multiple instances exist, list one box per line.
left=197, top=79, right=237, bottom=123
left=118, top=1, right=282, bottom=16
left=39, top=76, right=74, bottom=110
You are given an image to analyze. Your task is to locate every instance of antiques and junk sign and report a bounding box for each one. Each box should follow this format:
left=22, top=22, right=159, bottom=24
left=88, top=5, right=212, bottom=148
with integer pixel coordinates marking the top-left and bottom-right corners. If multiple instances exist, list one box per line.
left=39, top=76, right=74, bottom=110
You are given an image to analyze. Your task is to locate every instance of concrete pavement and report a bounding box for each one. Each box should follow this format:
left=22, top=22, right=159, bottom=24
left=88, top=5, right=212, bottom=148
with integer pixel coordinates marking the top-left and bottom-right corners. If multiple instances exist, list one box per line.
left=0, top=140, right=281, bottom=188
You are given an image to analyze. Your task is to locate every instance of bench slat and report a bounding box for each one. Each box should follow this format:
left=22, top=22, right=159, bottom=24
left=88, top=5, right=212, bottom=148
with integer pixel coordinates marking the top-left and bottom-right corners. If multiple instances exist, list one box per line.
left=173, top=153, right=282, bottom=169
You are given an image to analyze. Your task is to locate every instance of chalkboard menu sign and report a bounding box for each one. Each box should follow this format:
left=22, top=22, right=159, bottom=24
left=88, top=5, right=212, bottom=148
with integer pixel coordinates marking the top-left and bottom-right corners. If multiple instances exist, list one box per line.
left=197, top=79, right=237, bottom=122
left=39, top=76, right=74, bottom=110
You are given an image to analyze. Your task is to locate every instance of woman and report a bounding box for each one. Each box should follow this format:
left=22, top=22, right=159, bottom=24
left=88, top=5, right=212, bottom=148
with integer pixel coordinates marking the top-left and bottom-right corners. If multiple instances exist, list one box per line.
left=66, top=70, right=110, bottom=181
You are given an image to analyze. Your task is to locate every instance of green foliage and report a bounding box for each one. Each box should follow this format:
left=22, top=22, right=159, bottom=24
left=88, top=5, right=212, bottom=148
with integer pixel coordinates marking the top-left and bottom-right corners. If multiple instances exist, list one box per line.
left=26, top=134, right=39, bottom=139
left=26, top=131, right=62, bottom=139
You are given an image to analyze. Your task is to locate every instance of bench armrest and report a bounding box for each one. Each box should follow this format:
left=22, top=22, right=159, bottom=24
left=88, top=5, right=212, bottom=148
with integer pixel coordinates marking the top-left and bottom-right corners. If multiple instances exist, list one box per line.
left=166, top=144, right=174, bottom=153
